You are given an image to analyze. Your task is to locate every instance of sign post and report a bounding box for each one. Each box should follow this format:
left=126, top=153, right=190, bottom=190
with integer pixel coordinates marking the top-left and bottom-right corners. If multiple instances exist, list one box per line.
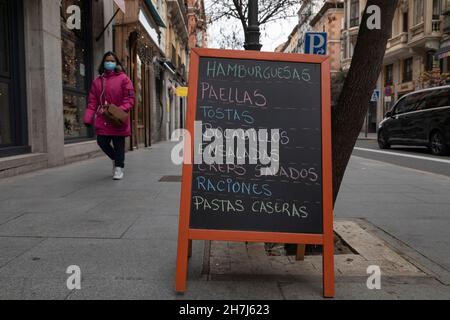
left=176, top=48, right=334, bottom=298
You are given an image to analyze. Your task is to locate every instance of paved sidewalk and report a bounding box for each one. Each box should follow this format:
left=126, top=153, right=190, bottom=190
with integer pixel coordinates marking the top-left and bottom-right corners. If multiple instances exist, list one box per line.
left=0, top=143, right=205, bottom=299
left=0, top=142, right=449, bottom=299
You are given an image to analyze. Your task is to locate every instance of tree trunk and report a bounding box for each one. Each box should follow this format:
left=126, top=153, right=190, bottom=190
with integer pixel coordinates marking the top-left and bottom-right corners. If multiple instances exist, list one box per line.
left=332, top=0, right=399, bottom=204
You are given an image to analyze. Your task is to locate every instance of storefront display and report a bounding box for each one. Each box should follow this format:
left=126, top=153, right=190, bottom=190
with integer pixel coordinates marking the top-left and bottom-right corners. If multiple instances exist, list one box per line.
left=60, top=0, right=93, bottom=141
left=0, top=83, right=11, bottom=146
left=0, top=0, right=28, bottom=156
left=0, top=0, right=12, bottom=146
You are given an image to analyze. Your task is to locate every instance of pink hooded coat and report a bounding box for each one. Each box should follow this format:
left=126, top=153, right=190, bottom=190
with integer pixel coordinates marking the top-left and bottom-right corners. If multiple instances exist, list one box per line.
left=83, top=71, right=135, bottom=136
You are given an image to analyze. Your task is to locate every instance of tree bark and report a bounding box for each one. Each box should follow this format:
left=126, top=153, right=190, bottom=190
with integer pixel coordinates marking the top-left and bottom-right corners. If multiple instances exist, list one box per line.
left=332, top=0, right=399, bottom=204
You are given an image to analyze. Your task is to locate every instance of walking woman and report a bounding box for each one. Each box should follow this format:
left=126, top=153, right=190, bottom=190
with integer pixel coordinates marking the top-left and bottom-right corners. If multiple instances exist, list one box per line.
left=83, top=51, right=135, bottom=180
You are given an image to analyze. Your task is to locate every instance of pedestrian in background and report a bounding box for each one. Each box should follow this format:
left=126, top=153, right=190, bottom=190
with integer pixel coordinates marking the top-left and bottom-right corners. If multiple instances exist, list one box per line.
left=83, top=51, right=135, bottom=180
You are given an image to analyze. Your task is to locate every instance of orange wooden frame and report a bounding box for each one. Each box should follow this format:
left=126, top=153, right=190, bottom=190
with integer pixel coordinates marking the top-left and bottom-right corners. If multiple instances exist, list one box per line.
left=176, top=48, right=334, bottom=298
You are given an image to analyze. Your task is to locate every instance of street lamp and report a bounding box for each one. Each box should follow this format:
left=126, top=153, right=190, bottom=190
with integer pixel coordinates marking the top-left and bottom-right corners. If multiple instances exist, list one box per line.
left=244, top=0, right=262, bottom=51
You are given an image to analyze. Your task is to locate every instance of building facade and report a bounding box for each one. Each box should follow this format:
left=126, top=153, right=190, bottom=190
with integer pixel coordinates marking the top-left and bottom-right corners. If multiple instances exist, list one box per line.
left=297, top=0, right=325, bottom=53
left=0, top=0, right=115, bottom=177
left=0, top=0, right=204, bottom=178
left=164, top=0, right=189, bottom=140
left=381, top=0, right=450, bottom=119
left=341, top=0, right=381, bottom=132
left=341, top=0, right=365, bottom=70
left=108, top=0, right=192, bottom=147
left=187, top=0, right=207, bottom=49
left=341, top=0, right=450, bottom=132
left=310, top=1, right=344, bottom=74
left=114, top=0, right=167, bottom=148
left=277, top=25, right=300, bottom=53
left=274, top=0, right=324, bottom=54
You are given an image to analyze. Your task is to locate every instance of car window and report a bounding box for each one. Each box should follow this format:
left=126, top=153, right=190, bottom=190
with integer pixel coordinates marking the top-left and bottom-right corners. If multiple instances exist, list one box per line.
left=425, top=88, right=450, bottom=110
left=395, top=94, right=419, bottom=114
left=406, top=93, right=428, bottom=112
left=415, top=98, right=427, bottom=111
left=409, top=92, right=428, bottom=112
left=393, top=98, right=407, bottom=114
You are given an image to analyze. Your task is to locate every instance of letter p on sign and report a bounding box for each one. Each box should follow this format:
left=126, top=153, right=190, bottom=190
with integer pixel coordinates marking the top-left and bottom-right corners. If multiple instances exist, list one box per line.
left=304, top=32, right=327, bottom=55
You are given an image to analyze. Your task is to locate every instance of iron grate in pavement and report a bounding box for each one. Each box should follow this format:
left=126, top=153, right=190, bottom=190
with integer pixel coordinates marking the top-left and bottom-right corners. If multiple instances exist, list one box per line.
left=159, top=175, right=182, bottom=182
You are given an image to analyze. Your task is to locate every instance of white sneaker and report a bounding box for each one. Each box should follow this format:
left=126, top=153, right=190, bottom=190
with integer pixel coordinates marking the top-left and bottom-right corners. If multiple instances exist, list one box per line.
left=113, top=167, right=124, bottom=180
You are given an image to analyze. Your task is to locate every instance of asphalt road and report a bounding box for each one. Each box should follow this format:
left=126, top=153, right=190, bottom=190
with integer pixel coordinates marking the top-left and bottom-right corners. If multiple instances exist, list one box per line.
left=341, top=139, right=450, bottom=282
left=353, top=139, right=450, bottom=177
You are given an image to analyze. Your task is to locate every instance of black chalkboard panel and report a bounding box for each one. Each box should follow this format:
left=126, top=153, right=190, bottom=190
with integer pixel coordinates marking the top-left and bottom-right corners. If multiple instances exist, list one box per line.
left=189, top=57, right=323, bottom=234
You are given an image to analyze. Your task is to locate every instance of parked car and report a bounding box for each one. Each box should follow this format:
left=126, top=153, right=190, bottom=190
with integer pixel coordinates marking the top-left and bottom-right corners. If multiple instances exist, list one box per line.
left=377, top=85, right=450, bottom=156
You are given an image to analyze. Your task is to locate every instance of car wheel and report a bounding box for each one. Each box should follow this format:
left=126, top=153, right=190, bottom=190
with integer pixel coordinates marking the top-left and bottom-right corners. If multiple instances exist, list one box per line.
left=429, top=131, right=449, bottom=156
left=378, top=130, right=390, bottom=149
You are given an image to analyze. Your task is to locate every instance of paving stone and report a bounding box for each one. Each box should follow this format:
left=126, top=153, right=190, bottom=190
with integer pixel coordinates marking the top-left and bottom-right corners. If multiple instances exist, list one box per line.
left=0, top=211, right=140, bottom=238
left=0, top=212, right=25, bottom=225
left=0, top=237, right=45, bottom=268
left=0, top=276, right=70, bottom=300
left=0, top=142, right=448, bottom=299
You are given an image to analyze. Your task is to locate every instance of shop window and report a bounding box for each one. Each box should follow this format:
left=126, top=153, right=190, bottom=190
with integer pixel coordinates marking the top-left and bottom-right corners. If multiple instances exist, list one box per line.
left=0, top=1, right=11, bottom=146
left=60, top=0, right=93, bottom=141
left=0, top=3, right=9, bottom=75
left=0, top=82, right=11, bottom=146
left=0, top=0, right=28, bottom=155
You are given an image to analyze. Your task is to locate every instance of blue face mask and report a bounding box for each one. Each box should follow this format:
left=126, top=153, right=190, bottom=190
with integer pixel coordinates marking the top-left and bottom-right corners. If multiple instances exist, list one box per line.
left=104, top=61, right=117, bottom=72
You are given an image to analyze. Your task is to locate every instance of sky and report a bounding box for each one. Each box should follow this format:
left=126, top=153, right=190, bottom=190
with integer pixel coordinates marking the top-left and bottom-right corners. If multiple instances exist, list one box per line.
left=204, top=0, right=300, bottom=52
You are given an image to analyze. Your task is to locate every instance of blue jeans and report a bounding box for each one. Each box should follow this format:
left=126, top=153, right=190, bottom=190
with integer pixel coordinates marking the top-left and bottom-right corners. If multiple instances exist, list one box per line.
left=97, top=136, right=125, bottom=168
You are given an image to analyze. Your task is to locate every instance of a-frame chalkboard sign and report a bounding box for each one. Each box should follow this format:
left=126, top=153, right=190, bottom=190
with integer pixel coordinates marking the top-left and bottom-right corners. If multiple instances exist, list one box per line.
left=176, top=48, right=334, bottom=298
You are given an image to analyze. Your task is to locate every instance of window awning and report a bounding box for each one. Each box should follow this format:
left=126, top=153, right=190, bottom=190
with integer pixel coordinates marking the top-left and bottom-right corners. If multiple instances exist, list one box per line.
left=143, top=0, right=166, bottom=28
left=435, top=46, right=450, bottom=59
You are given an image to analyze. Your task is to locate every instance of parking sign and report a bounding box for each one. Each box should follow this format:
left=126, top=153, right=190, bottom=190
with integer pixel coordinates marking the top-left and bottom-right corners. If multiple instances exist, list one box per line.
left=304, top=32, right=327, bottom=55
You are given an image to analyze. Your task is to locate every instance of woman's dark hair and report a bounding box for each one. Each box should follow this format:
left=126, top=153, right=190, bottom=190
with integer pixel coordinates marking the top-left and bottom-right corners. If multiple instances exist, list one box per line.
left=98, top=51, right=125, bottom=75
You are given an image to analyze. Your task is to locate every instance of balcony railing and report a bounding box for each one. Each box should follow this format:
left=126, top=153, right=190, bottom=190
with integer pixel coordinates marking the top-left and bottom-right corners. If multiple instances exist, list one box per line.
left=432, top=19, right=442, bottom=32
left=167, top=0, right=189, bottom=40
left=168, top=0, right=188, bottom=27
left=410, top=22, right=424, bottom=39
left=387, top=32, right=408, bottom=49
